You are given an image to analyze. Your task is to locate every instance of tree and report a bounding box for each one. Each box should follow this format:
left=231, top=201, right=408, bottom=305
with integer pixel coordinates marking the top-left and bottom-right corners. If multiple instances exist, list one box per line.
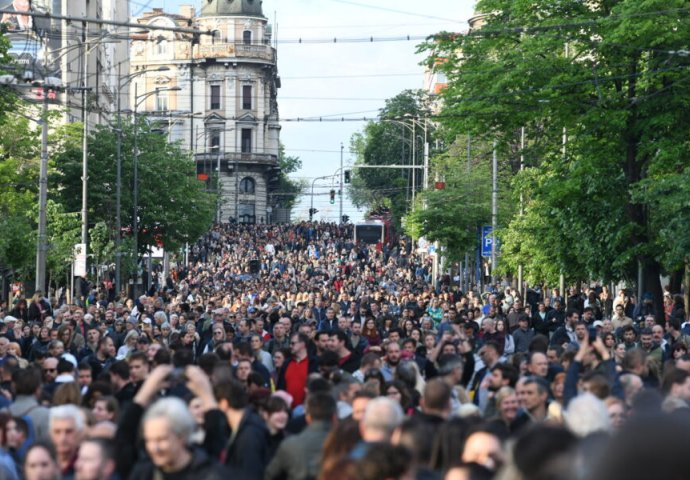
left=52, top=121, right=217, bottom=258
left=0, top=30, right=18, bottom=119
left=421, top=0, right=690, bottom=315
left=276, top=144, right=306, bottom=210
left=405, top=134, right=516, bottom=263
left=349, top=90, right=433, bottom=225
left=0, top=112, right=40, bottom=281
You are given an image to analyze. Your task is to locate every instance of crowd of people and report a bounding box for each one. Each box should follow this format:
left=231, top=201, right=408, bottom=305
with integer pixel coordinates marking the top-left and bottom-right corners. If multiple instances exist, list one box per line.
left=0, top=221, right=689, bottom=480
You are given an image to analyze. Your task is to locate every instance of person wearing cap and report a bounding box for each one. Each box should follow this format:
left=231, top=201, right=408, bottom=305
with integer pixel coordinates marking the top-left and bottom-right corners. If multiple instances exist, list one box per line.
left=513, top=316, right=535, bottom=354
left=1, top=316, right=18, bottom=342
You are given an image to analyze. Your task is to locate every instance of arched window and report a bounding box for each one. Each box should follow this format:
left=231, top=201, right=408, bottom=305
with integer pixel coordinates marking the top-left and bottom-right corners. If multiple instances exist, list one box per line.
left=243, top=30, right=252, bottom=45
left=240, top=177, right=255, bottom=194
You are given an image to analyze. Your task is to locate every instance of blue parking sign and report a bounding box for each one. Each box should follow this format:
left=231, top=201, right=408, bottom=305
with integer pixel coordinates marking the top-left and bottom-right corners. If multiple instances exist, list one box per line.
left=481, top=225, right=499, bottom=257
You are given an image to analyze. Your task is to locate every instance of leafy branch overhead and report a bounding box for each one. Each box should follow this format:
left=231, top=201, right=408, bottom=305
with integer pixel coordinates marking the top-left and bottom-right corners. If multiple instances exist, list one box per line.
left=416, top=0, right=690, bottom=306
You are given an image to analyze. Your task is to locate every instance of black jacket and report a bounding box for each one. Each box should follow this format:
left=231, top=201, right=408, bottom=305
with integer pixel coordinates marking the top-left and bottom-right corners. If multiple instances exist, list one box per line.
left=128, top=447, right=241, bottom=480
left=222, top=409, right=270, bottom=480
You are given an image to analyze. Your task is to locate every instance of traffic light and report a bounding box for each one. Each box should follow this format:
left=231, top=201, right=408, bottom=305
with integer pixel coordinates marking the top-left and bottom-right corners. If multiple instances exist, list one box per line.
left=309, top=208, right=318, bottom=220
left=342, top=215, right=350, bottom=223
left=329, top=189, right=336, bottom=204
left=344, top=170, right=351, bottom=183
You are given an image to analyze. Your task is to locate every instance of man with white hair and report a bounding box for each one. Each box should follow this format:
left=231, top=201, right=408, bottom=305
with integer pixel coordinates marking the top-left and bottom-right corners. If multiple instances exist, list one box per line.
left=351, top=396, right=404, bottom=459
left=50, top=404, right=86, bottom=479
left=115, top=365, right=236, bottom=480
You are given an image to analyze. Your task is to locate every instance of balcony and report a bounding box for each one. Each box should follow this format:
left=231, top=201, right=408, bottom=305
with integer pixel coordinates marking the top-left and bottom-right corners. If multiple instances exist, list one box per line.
left=195, top=151, right=278, bottom=167
left=193, top=43, right=276, bottom=63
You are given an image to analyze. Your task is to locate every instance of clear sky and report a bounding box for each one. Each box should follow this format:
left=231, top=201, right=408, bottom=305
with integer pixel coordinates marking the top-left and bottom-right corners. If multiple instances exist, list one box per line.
left=131, top=0, right=477, bottom=221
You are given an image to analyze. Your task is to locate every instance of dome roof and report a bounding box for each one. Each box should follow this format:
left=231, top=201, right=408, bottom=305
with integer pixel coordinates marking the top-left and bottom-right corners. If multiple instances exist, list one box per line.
left=201, top=0, right=264, bottom=17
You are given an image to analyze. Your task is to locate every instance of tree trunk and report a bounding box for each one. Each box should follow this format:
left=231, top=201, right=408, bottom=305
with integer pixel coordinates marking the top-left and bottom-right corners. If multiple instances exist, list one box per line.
left=642, top=258, right=665, bottom=325
left=669, top=268, right=683, bottom=294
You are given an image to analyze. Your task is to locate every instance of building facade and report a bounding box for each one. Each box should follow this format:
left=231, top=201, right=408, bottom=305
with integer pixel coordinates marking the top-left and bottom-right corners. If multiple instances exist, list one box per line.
left=2, top=0, right=129, bottom=123
left=130, top=0, right=281, bottom=224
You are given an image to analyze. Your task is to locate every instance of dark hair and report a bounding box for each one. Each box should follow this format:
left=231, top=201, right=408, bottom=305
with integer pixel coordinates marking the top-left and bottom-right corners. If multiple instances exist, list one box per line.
left=513, top=425, right=578, bottom=479
left=521, top=376, right=549, bottom=396
left=384, top=380, right=414, bottom=411
left=12, top=367, right=42, bottom=396
left=423, top=378, right=451, bottom=412
left=57, top=358, right=75, bottom=375
left=321, top=419, right=362, bottom=475
left=128, top=351, right=149, bottom=364
left=153, top=347, right=172, bottom=366
left=528, top=335, right=550, bottom=353
left=108, top=360, right=130, bottom=381
left=214, top=379, right=249, bottom=409
left=429, top=417, right=472, bottom=473
left=330, top=329, right=349, bottom=344
left=307, top=377, right=332, bottom=394
left=172, top=349, right=195, bottom=368
left=661, top=368, right=690, bottom=395
left=198, top=352, right=220, bottom=377
left=259, top=395, right=289, bottom=415
left=306, top=391, right=337, bottom=422
left=23, top=442, right=57, bottom=471
left=358, top=443, right=412, bottom=480
left=491, top=363, right=519, bottom=388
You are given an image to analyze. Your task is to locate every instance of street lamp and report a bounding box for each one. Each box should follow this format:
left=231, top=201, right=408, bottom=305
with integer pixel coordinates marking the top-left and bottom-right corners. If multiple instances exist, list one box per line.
left=114, top=65, right=170, bottom=293
left=381, top=117, right=431, bottom=204
left=131, top=84, right=181, bottom=298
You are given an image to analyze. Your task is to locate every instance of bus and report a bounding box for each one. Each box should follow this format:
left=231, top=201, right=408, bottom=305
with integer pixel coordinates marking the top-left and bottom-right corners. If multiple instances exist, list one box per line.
left=354, top=220, right=386, bottom=245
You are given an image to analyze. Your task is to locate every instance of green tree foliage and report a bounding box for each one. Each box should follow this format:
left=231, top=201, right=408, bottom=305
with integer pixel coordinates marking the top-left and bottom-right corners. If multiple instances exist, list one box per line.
left=276, top=143, right=306, bottom=210
left=349, top=90, right=433, bottom=224
left=42, top=200, right=80, bottom=287
left=52, top=120, right=216, bottom=258
left=421, top=0, right=690, bottom=307
left=405, top=135, right=515, bottom=262
left=0, top=30, right=18, bottom=118
left=0, top=113, right=39, bottom=280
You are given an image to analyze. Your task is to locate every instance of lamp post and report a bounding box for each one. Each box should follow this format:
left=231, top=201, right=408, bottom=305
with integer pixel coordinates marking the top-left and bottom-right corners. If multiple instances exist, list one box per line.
left=131, top=84, right=181, bottom=298
left=381, top=117, right=430, bottom=204
left=115, top=66, right=170, bottom=294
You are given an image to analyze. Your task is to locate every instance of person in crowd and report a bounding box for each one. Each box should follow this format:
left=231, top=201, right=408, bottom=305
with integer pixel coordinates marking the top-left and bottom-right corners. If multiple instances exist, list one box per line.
left=265, top=392, right=336, bottom=480
left=5, top=223, right=690, bottom=480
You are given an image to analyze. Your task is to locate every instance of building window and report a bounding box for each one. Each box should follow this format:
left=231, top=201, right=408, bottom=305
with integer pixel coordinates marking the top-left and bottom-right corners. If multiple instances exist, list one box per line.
left=242, top=85, right=252, bottom=110
left=241, top=129, right=252, bottom=153
left=156, top=91, right=169, bottom=111
left=239, top=202, right=256, bottom=224
left=240, top=177, right=255, bottom=194
left=209, top=130, right=221, bottom=151
left=210, top=85, right=221, bottom=110
left=243, top=30, right=252, bottom=45
left=155, top=39, right=169, bottom=56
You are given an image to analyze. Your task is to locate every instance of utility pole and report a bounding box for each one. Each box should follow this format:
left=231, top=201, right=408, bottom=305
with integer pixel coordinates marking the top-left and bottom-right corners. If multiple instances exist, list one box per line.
left=491, top=140, right=498, bottom=287
left=36, top=86, right=49, bottom=292
left=339, top=143, right=344, bottom=223
left=115, top=63, right=122, bottom=295
left=80, top=23, right=89, bottom=299
left=518, top=127, right=525, bottom=300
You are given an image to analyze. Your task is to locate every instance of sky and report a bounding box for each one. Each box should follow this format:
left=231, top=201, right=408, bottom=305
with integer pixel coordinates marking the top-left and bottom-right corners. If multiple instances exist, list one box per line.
left=132, top=0, right=478, bottom=221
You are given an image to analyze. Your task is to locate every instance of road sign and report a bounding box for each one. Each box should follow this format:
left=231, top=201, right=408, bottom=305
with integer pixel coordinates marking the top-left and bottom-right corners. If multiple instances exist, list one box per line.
left=73, top=243, right=87, bottom=277
left=481, top=226, right=500, bottom=258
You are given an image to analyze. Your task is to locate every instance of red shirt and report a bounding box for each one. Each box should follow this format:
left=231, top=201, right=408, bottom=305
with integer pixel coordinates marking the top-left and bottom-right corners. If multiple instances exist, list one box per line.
left=284, top=356, right=309, bottom=406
